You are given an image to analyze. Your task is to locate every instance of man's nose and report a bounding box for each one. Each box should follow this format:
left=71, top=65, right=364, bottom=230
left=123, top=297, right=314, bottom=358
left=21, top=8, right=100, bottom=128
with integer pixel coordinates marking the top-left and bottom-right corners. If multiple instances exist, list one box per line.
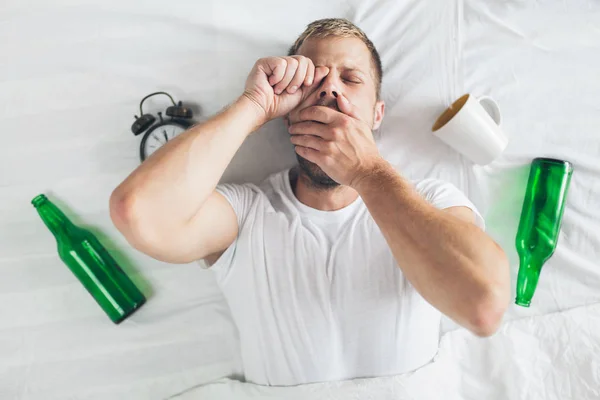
left=319, top=88, right=339, bottom=99
left=318, top=77, right=340, bottom=99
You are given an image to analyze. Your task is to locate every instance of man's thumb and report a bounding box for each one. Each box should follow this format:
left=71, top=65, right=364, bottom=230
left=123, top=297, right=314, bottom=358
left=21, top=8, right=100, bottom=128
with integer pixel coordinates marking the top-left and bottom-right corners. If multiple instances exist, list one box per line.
left=336, top=93, right=359, bottom=119
left=313, top=66, right=330, bottom=86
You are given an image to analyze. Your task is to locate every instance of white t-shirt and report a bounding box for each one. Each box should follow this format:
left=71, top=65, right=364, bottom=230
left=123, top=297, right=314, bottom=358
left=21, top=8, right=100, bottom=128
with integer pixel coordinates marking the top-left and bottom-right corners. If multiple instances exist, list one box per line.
left=206, top=168, right=484, bottom=386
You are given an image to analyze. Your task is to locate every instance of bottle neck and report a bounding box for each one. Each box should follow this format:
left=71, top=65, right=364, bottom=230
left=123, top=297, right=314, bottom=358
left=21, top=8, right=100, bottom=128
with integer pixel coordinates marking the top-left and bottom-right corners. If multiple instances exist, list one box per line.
left=33, top=196, right=75, bottom=237
left=515, top=254, right=544, bottom=307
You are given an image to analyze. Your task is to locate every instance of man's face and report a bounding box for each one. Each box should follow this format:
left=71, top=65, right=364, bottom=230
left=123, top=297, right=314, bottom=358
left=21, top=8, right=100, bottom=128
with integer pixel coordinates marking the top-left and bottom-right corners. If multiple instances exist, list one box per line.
left=287, top=36, right=385, bottom=188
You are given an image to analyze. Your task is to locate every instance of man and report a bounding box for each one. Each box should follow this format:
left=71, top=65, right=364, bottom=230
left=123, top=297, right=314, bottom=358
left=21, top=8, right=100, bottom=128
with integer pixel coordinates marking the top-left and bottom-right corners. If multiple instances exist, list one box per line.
left=110, top=18, right=510, bottom=386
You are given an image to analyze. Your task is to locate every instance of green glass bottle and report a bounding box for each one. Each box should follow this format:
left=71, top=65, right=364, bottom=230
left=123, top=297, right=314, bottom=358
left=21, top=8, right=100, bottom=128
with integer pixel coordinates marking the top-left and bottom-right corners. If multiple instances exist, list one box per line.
left=515, top=158, right=573, bottom=307
left=32, top=194, right=146, bottom=323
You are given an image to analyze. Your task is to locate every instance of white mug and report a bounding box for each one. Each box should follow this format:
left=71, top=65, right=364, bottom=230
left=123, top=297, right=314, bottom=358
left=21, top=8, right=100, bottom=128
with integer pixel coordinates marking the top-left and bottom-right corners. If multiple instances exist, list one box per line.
left=432, top=94, right=508, bottom=165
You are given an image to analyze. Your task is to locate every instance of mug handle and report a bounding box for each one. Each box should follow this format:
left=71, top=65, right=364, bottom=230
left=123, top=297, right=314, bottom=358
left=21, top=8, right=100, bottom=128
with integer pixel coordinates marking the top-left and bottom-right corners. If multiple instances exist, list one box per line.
left=478, top=96, right=502, bottom=126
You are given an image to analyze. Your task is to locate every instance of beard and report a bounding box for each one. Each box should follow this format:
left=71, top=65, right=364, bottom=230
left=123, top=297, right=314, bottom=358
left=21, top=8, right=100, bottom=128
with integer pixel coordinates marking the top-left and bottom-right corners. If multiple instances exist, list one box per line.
left=295, top=153, right=340, bottom=189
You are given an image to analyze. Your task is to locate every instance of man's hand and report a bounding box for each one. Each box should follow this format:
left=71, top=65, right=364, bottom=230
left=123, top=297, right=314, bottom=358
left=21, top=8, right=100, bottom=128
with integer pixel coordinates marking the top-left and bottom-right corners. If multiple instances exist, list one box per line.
left=288, top=93, right=382, bottom=187
left=243, top=56, right=329, bottom=127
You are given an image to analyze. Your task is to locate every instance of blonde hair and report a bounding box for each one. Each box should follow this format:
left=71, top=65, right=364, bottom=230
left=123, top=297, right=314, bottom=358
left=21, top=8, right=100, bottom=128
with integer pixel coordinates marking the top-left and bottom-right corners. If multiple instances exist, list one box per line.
left=288, top=18, right=383, bottom=99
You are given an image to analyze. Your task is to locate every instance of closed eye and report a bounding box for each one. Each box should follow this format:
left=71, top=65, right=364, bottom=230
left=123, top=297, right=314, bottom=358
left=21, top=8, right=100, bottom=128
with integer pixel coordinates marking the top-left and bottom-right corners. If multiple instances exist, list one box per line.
left=343, top=78, right=362, bottom=84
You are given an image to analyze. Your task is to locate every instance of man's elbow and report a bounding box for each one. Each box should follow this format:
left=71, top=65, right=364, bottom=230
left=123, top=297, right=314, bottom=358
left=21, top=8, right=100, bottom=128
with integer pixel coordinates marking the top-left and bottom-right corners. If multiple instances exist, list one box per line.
left=469, top=294, right=508, bottom=337
left=109, top=189, right=194, bottom=264
left=109, top=188, right=137, bottom=234
left=469, top=259, right=511, bottom=337
left=109, top=188, right=151, bottom=249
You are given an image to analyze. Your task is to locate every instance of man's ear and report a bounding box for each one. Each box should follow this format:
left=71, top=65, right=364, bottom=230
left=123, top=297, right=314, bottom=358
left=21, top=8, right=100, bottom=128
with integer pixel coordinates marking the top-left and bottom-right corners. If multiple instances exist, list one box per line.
left=372, top=100, right=385, bottom=130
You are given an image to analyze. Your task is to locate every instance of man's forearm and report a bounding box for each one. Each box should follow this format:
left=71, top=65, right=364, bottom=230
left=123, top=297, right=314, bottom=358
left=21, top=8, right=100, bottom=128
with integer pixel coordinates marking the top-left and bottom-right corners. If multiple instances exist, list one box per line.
left=110, top=95, right=264, bottom=231
left=354, top=159, right=510, bottom=336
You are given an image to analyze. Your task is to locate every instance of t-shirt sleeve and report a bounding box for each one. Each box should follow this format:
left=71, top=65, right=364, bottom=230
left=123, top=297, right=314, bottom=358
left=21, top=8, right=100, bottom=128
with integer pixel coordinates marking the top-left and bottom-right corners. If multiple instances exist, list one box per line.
left=198, top=182, right=261, bottom=273
left=414, top=179, right=485, bottom=230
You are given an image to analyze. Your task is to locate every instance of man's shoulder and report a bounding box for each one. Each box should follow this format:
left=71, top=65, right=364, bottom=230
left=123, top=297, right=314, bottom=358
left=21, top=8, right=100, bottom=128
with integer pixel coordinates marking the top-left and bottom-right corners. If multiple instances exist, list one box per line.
left=411, top=177, right=456, bottom=193
left=244, top=168, right=294, bottom=201
left=217, top=168, right=290, bottom=203
left=259, top=168, right=290, bottom=191
left=410, top=177, right=468, bottom=204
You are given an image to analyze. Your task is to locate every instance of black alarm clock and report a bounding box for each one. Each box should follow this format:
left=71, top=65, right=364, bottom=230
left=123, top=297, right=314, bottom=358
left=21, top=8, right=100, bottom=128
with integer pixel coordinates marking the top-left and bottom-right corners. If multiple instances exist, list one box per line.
left=131, top=91, right=194, bottom=162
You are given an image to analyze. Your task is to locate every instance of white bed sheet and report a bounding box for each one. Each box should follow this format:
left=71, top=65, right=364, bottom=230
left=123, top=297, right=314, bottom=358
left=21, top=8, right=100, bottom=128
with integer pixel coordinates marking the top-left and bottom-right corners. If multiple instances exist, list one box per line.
left=1, top=0, right=599, bottom=399
left=170, top=303, right=600, bottom=400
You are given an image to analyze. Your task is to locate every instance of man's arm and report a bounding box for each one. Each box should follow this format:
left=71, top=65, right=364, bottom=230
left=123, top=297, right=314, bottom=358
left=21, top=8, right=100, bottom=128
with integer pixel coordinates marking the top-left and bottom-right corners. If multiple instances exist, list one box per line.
left=109, top=96, right=263, bottom=263
left=288, top=93, right=510, bottom=337
left=110, top=57, right=328, bottom=264
left=353, top=161, right=510, bottom=337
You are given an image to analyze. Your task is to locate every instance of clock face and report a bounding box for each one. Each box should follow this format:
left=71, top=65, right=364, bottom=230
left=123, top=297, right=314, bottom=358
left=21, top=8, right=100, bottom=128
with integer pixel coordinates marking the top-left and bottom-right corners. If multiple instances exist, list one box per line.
left=142, top=123, right=187, bottom=159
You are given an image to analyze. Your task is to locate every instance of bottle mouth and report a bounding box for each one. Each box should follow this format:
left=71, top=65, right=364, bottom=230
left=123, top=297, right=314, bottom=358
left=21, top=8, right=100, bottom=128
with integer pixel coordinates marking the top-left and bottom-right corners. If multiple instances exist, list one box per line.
left=31, top=194, right=48, bottom=208
left=515, top=297, right=531, bottom=308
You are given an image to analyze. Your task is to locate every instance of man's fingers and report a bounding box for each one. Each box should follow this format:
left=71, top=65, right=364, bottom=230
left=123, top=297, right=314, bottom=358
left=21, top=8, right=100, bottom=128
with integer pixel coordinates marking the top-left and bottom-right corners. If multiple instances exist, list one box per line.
left=290, top=134, right=325, bottom=151
left=287, top=56, right=308, bottom=94
left=298, top=106, right=339, bottom=124
left=259, top=58, right=329, bottom=96
left=295, top=145, right=322, bottom=164
left=273, top=57, right=299, bottom=94
left=294, top=146, right=334, bottom=174
left=266, top=58, right=286, bottom=86
left=288, top=121, right=334, bottom=140
left=336, top=93, right=360, bottom=119
left=303, top=60, right=315, bottom=87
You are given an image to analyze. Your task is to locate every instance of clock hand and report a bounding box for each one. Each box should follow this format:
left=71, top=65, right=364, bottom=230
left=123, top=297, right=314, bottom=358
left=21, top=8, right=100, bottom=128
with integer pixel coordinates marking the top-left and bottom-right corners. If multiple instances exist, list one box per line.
left=163, top=130, right=168, bottom=142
